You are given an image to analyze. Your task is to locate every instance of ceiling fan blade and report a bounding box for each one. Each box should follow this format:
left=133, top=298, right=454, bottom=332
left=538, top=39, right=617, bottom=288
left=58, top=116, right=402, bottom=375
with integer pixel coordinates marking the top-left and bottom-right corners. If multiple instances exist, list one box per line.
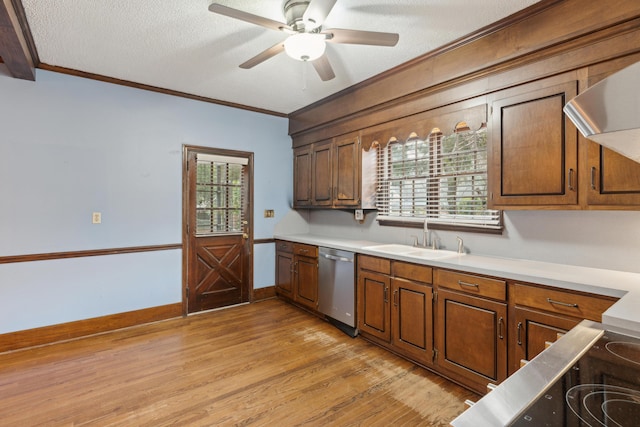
left=324, top=28, right=399, bottom=46
left=239, top=42, right=285, bottom=69
left=209, top=3, right=292, bottom=33
left=312, top=54, right=335, bottom=81
left=303, top=0, right=337, bottom=29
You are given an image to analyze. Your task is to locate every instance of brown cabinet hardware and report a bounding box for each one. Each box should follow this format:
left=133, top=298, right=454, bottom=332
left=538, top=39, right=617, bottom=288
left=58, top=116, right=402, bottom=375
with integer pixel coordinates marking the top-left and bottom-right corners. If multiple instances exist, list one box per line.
left=546, top=298, right=578, bottom=308
left=458, top=280, right=479, bottom=289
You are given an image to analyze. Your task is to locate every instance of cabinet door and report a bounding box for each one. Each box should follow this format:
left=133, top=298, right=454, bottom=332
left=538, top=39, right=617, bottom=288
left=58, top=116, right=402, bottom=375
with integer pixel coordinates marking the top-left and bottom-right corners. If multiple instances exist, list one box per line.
left=357, top=270, right=391, bottom=342
left=489, top=79, right=578, bottom=207
left=391, top=278, right=433, bottom=364
left=510, top=306, right=579, bottom=375
left=295, top=255, right=318, bottom=309
left=436, top=289, right=507, bottom=391
left=587, top=145, right=640, bottom=206
left=275, top=250, right=294, bottom=298
left=293, top=146, right=312, bottom=207
left=312, top=140, right=333, bottom=206
left=333, top=133, right=360, bottom=207
left=584, top=54, right=640, bottom=207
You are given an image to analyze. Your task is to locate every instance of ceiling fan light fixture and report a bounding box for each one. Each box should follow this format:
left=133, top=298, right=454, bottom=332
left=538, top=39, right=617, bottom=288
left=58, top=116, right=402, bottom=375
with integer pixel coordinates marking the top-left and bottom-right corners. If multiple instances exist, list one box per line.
left=284, top=33, right=326, bottom=61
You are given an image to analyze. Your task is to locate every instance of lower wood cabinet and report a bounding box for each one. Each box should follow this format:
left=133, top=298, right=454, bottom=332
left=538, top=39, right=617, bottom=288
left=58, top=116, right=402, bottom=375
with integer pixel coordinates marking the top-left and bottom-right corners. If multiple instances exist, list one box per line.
left=358, top=269, right=391, bottom=342
left=275, top=240, right=294, bottom=298
left=509, top=306, right=579, bottom=375
left=391, top=278, right=433, bottom=364
left=435, top=288, right=507, bottom=392
left=508, top=282, right=618, bottom=375
left=357, top=255, right=434, bottom=365
left=275, top=240, right=318, bottom=311
left=295, top=254, right=319, bottom=309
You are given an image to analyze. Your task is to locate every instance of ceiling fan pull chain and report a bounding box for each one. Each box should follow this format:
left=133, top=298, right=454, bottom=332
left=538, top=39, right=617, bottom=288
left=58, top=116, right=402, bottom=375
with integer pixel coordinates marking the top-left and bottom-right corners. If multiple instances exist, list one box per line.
left=302, top=62, right=307, bottom=91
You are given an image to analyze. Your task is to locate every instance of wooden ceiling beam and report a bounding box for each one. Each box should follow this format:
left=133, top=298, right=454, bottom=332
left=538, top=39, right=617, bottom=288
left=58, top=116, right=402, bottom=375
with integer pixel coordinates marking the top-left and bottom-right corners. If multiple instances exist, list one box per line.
left=0, top=0, right=37, bottom=80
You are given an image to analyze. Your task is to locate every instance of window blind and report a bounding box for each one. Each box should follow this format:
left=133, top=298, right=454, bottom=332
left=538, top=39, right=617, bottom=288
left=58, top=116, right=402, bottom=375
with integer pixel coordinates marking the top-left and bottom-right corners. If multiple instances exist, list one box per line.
left=376, top=126, right=501, bottom=229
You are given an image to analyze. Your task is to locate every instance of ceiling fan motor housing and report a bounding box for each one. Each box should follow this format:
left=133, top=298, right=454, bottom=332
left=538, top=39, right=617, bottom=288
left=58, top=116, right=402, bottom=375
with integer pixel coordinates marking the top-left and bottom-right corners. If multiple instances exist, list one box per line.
left=284, top=0, right=313, bottom=32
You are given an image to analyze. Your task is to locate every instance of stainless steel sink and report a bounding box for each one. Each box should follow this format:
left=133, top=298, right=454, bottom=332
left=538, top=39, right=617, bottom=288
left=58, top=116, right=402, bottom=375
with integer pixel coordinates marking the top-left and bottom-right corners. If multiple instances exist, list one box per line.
left=364, top=244, right=462, bottom=260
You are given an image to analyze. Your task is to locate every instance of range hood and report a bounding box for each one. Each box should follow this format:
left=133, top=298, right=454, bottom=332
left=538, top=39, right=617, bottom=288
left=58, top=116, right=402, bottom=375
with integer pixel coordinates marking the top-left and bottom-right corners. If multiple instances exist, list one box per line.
left=564, top=60, right=640, bottom=163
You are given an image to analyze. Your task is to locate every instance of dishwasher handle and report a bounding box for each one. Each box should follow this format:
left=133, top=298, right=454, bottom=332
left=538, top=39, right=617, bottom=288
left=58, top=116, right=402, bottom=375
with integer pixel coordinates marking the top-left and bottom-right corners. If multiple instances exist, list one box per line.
left=321, top=253, right=354, bottom=263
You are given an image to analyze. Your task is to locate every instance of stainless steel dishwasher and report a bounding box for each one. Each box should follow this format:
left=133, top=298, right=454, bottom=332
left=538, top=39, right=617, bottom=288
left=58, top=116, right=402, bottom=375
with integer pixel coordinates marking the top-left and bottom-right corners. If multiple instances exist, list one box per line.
left=318, top=247, right=357, bottom=337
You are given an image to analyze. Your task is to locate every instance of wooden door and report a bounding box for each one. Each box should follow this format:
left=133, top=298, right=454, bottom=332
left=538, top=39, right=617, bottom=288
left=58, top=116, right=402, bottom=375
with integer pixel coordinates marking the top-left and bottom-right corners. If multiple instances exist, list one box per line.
left=184, top=147, right=253, bottom=314
left=391, top=278, right=433, bottom=364
left=357, top=270, right=391, bottom=342
left=436, top=289, right=507, bottom=391
left=294, top=255, right=318, bottom=310
left=489, top=78, right=578, bottom=207
left=333, top=133, right=360, bottom=207
left=312, top=140, right=333, bottom=206
left=510, top=306, right=579, bottom=375
left=293, top=146, right=312, bottom=207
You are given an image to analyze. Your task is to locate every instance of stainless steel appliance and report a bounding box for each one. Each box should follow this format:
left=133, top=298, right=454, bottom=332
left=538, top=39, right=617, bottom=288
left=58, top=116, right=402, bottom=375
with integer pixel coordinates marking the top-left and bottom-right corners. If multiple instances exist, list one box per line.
left=318, top=247, right=357, bottom=337
left=564, top=60, right=640, bottom=163
left=451, top=320, right=640, bottom=426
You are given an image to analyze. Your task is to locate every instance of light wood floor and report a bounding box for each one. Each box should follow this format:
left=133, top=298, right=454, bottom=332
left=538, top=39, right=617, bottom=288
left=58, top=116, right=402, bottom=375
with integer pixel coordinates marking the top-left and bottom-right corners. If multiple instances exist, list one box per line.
left=0, top=299, right=478, bottom=426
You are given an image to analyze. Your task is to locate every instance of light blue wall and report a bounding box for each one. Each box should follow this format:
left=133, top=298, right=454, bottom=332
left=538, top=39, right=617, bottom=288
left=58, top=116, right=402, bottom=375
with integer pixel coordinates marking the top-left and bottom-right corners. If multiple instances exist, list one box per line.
left=0, top=66, right=291, bottom=334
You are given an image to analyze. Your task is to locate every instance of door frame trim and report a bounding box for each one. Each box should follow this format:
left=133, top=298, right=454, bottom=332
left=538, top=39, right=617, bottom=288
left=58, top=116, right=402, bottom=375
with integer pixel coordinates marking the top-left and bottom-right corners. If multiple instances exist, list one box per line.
left=182, top=144, right=254, bottom=315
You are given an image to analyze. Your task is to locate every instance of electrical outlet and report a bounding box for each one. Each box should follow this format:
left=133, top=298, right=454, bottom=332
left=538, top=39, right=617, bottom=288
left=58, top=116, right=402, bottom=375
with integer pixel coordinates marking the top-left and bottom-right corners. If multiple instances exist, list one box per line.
left=354, top=209, right=364, bottom=221
left=92, top=212, right=102, bottom=224
left=264, top=209, right=275, bottom=218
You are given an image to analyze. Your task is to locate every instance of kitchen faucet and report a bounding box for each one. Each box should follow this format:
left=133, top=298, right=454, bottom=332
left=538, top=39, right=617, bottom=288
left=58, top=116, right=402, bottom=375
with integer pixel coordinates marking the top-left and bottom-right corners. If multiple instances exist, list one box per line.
left=423, top=219, right=430, bottom=248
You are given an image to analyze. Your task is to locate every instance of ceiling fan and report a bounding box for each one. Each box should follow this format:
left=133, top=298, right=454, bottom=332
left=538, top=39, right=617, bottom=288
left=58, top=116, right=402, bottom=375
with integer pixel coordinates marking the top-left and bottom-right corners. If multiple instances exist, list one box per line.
left=208, top=0, right=399, bottom=81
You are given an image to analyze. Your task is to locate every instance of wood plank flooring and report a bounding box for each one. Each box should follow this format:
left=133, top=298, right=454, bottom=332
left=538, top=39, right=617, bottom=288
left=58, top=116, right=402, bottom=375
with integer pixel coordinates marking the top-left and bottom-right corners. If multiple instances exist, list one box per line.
left=0, top=299, right=478, bottom=426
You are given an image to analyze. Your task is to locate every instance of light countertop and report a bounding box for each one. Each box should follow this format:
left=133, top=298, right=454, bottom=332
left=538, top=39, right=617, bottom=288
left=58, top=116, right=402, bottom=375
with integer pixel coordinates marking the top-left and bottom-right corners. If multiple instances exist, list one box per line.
left=273, top=233, right=640, bottom=332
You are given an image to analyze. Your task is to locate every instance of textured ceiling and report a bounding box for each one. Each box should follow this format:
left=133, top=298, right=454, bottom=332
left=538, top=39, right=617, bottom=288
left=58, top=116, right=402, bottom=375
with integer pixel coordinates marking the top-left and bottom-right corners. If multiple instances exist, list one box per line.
left=22, top=0, right=541, bottom=115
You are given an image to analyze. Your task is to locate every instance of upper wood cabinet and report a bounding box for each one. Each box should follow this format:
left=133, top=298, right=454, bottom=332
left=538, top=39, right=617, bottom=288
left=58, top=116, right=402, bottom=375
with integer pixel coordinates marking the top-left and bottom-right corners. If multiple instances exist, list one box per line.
left=311, top=140, right=333, bottom=206
left=586, top=146, right=640, bottom=206
left=294, top=132, right=376, bottom=209
left=583, top=54, right=640, bottom=207
left=488, top=75, right=579, bottom=208
left=333, top=134, right=361, bottom=208
left=293, top=146, right=312, bottom=207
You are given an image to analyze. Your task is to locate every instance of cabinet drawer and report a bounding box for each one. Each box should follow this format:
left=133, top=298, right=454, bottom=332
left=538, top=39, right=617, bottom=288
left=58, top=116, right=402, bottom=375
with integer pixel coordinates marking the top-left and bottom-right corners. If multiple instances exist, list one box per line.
left=276, top=240, right=293, bottom=253
left=392, top=262, right=432, bottom=284
left=512, top=283, right=617, bottom=322
left=358, top=255, right=391, bottom=275
left=435, top=269, right=506, bottom=301
left=293, top=243, right=317, bottom=258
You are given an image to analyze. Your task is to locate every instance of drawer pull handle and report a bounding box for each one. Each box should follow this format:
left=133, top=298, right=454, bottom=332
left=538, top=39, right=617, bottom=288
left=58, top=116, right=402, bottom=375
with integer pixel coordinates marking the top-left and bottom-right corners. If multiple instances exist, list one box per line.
left=458, top=280, right=479, bottom=289
left=591, top=166, right=597, bottom=190
left=547, top=298, right=578, bottom=308
left=393, top=290, right=398, bottom=306
left=498, top=317, right=504, bottom=340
